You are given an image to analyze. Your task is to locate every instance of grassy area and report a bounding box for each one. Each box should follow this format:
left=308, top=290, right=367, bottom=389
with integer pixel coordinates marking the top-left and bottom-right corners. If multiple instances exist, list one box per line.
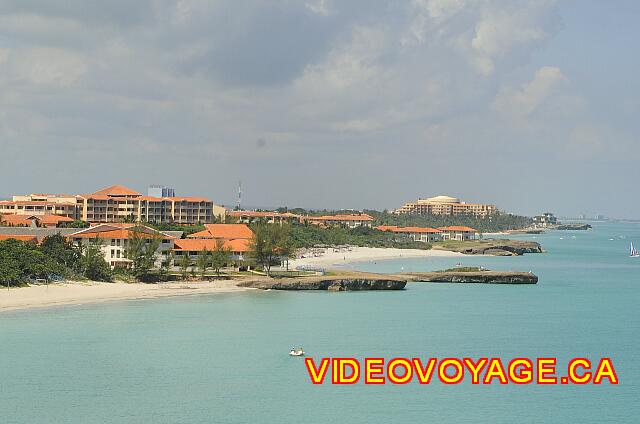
left=437, top=267, right=486, bottom=272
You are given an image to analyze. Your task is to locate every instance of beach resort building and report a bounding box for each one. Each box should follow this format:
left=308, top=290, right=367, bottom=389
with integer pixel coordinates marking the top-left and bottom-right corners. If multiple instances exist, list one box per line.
left=0, top=214, right=74, bottom=228
left=68, top=224, right=178, bottom=268
left=533, top=212, right=558, bottom=228
left=393, top=195, right=497, bottom=218
left=0, top=194, right=81, bottom=219
left=437, top=226, right=478, bottom=241
left=303, top=213, right=374, bottom=228
left=375, top=225, right=442, bottom=242
left=174, top=223, right=254, bottom=264
left=228, top=210, right=301, bottom=224
left=2, top=185, right=226, bottom=225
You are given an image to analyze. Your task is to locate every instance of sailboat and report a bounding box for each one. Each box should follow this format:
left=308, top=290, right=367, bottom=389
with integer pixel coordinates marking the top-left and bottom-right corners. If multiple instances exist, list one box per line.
left=630, top=242, right=639, bottom=257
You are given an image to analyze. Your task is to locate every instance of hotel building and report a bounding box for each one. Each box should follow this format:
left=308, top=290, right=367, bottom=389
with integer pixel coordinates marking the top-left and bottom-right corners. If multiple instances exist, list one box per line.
left=393, top=195, right=497, bottom=218
left=2, top=185, right=226, bottom=225
left=303, top=213, right=374, bottom=228
left=375, top=225, right=442, bottom=243
left=228, top=210, right=301, bottom=225
left=68, top=224, right=177, bottom=268
left=437, top=226, right=478, bottom=241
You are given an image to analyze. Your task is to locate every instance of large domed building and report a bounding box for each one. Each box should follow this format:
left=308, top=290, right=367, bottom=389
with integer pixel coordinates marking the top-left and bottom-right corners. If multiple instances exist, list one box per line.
left=394, top=195, right=497, bottom=217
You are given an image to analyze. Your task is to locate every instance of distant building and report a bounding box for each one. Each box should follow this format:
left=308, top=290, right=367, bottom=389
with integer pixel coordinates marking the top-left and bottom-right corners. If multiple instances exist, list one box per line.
left=375, top=225, right=442, bottom=242
left=228, top=210, right=301, bottom=224
left=3, top=185, right=226, bottom=225
left=0, top=194, right=81, bottom=219
left=148, top=185, right=176, bottom=198
left=303, top=213, right=374, bottom=228
left=393, top=195, right=497, bottom=218
left=1, top=214, right=74, bottom=228
left=437, top=226, right=478, bottom=241
left=533, top=212, right=557, bottom=227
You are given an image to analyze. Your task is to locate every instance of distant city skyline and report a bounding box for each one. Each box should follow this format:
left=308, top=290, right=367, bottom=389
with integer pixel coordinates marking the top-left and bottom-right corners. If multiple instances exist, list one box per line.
left=1, top=1, right=638, bottom=218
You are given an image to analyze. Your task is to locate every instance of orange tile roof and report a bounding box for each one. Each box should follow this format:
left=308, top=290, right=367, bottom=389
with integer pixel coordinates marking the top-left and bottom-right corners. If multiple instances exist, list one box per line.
left=0, top=234, right=38, bottom=242
left=38, top=215, right=74, bottom=225
left=306, top=214, right=374, bottom=222
left=397, top=226, right=441, bottom=233
left=166, top=196, right=212, bottom=202
left=375, top=225, right=400, bottom=232
left=187, top=224, right=254, bottom=240
left=173, top=238, right=250, bottom=253
left=69, top=224, right=173, bottom=239
left=92, top=185, right=141, bottom=197
left=438, top=226, right=478, bottom=232
left=375, top=225, right=440, bottom=233
left=229, top=210, right=300, bottom=218
left=1, top=215, right=34, bottom=226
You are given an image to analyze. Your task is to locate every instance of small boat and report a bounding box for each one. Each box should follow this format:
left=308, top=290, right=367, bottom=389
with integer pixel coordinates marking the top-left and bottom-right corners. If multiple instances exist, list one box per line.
left=630, top=242, right=639, bottom=258
left=289, top=348, right=305, bottom=356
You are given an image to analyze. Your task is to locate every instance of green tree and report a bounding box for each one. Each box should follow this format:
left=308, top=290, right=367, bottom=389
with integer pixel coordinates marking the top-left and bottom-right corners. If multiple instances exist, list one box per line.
left=124, top=227, right=161, bottom=281
left=211, top=239, right=232, bottom=276
left=276, top=224, right=296, bottom=271
left=40, top=234, right=82, bottom=273
left=249, top=224, right=283, bottom=277
left=80, top=240, right=112, bottom=282
left=179, top=253, right=191, bottom=279
left=196, top=248, right=211, bottom=277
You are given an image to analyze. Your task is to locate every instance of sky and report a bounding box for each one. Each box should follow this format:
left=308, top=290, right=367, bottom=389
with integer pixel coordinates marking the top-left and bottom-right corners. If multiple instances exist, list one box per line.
left=0, top=0, right=638, bottom=218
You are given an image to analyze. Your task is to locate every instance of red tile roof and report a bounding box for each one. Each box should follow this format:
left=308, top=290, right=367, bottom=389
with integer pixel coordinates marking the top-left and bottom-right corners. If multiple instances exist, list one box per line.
left=375, top=225, right=440, bottom=233
left=306, top=214, right=374, bottom=222
left=229, top=210, right=300, bottom=218
left=0, top=234, right=38, bottom=242
left=1, top=215, right=34, bottom=226
left=173, top=238, right=250, bottom=253
left=375, top=225, right=400, bottom=232
left=69, top=224, right=173, bottom=239
left=166, top=196, right=212, bottom=203
left=92, top=185, right=141, bottom=197
left=438, top=226, right=478, bottom=232
left=187, top=224, right=254, bottom=240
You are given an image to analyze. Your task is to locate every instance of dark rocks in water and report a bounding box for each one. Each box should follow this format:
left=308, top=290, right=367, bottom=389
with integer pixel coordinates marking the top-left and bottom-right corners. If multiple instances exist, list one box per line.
left=553, top=223, right=592, bottom=230
left=238, top=275, right=406, bottom=291
left=399, top=270, right=538, bottom=284
left=433, top=239, right=543, bottom=256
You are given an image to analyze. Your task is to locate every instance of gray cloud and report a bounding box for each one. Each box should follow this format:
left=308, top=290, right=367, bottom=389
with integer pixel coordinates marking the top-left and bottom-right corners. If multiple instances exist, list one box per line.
left=0, top=0, right=638, bottom=218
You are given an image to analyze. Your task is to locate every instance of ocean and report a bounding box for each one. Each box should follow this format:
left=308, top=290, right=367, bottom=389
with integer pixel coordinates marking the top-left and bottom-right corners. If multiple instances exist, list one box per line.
left=1, top=221, right=638, bottom=423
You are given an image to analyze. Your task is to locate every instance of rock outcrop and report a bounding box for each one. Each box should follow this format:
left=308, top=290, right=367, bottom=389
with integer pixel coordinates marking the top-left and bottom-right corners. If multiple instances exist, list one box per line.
left=399, top=270, right=538, bottom=284
left=432, top=239, right=543, bottom=256
left=238, top=275, right=406, bottom=291
left=553, top=223, right=592, bottom=230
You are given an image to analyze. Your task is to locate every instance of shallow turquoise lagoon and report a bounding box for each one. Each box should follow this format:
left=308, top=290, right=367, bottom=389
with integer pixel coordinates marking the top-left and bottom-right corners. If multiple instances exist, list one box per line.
left=1, top=222, right=638, bottom=423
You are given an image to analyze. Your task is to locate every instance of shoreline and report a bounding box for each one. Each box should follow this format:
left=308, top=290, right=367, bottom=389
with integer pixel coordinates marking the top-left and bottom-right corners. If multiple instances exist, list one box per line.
left=288, top=246, right=468, bottom=269
left=1, top=248, right=478, bottom=313
left=0, top=280, right=250, bottom=313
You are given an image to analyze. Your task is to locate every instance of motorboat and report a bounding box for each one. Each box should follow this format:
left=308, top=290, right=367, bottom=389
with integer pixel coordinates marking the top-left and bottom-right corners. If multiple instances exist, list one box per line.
left=289, top=348, right=305, bottom=356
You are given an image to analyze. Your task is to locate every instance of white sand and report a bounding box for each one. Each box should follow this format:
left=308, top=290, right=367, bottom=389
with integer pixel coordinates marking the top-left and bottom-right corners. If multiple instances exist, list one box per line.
left=0, top=280, right=249, bottom=313
left=288, top=246, right=466, bottom=269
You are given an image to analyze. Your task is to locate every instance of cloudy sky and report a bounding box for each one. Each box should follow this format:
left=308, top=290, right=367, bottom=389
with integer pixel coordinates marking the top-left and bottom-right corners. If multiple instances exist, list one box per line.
left=0, top=1, right=638, bottom=217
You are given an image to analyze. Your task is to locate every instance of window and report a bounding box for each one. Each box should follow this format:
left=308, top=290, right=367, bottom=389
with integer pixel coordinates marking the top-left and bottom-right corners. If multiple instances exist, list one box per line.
left=116, top=250, right=120, bottom=258
left=111, top=249, right=115, bottom=258
left=111, top=239, right=116, bottom=246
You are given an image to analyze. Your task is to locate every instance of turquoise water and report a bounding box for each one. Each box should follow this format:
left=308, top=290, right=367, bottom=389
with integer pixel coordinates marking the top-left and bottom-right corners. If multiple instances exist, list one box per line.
left=1, top=222, right=639, bottom=423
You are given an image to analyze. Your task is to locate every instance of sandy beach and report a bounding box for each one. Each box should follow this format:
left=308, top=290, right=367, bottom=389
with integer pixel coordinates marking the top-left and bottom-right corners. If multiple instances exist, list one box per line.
left=1, top=248, right=468, bottom=312
left=0, top=280, right=249, bottom=313
left=288, top=246, right=467, bottom=268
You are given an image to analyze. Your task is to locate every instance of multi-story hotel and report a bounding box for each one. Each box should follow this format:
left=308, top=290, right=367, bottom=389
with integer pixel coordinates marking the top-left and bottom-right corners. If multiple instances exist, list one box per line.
left=303, top=213, right=374, bottom=228
left=1, top=185, right=226, bottom=225
left=393, top=195, right=497, bottom=218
